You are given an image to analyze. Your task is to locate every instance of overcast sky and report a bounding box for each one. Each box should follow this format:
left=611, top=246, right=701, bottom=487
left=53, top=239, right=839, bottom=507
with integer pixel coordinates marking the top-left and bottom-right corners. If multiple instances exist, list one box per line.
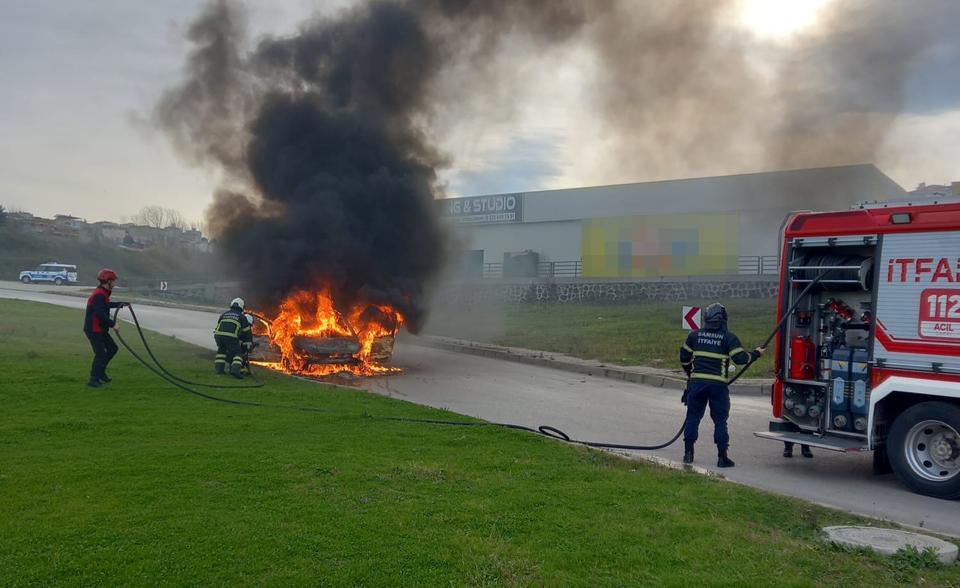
left=1, top=0, right=957, bottom=226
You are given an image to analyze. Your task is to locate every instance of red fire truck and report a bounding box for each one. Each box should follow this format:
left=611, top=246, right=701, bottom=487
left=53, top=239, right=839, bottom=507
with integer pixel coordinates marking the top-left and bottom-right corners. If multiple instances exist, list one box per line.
left=755, top=200, right=960, bottom=499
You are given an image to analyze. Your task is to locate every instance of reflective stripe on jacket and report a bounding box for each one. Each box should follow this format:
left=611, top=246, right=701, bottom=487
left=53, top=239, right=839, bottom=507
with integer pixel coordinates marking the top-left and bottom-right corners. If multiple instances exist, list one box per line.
left=679, top=326, right=759, bottom=383
left=215, top=307, right=252, bottom=342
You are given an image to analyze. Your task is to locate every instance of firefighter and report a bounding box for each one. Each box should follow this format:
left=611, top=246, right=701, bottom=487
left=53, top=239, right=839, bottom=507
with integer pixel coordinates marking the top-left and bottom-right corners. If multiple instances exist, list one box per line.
left=214, top=297, right=252, bottom=378
left=83, top=268, right=127, bottom=388
left=679, top=303, right=764, bottom=467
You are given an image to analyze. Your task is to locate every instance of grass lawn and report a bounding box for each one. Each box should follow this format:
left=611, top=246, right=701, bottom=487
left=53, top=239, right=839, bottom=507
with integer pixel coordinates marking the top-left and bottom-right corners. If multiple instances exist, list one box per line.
left=1, top=299, right=957, bottom=586
left=426, top=299, right=779, bottom=377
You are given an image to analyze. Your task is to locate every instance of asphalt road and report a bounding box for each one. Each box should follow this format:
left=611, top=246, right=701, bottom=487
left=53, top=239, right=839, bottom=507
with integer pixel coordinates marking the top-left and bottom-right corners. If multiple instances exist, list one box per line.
left=2, top=280, right=958, bottom=537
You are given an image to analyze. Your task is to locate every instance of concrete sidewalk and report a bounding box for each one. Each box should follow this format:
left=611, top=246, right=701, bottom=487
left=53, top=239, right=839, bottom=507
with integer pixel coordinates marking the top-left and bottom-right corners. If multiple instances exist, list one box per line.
left=406, top=334, right=774, bottom=396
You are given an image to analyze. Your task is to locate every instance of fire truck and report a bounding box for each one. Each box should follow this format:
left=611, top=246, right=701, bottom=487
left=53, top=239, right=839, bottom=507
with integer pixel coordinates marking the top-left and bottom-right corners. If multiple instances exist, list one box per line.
left=755, top=200, right=960, bottom=500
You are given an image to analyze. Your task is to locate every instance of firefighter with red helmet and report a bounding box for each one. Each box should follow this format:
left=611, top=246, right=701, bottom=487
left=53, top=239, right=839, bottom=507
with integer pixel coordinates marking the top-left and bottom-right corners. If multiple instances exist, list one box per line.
left=679, top=303, right=764, bottom=467
left=214, top=297, right=252, bottom=378
left=83, top=268, right=127, bottom=388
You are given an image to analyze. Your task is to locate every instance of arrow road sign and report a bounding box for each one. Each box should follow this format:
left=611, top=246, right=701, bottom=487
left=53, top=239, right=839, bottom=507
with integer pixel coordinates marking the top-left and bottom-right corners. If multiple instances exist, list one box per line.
left=682, top=306, right=701, bottom=330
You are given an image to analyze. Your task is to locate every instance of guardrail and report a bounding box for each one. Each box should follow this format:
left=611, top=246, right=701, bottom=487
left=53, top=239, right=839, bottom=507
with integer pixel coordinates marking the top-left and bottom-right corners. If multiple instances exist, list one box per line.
left=481, top=261, right=583, bottom=278
left=479, top=257, right=777, bottom=279
left=737, top=256, right=779, bottom=276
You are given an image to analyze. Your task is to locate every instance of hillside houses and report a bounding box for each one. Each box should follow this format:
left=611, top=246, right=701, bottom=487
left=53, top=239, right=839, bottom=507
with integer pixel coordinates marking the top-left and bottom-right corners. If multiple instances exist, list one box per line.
left=7, top=212, right=212, bottom=252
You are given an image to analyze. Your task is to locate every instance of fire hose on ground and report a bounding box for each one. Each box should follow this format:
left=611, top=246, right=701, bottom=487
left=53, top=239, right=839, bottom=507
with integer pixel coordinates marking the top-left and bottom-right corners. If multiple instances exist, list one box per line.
left=110, top=272, right=827, bottom=454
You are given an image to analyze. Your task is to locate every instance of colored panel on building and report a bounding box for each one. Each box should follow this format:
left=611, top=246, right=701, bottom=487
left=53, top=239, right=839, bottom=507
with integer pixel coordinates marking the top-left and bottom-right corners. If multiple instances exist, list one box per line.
left=581, top=213, right=740, bottom=277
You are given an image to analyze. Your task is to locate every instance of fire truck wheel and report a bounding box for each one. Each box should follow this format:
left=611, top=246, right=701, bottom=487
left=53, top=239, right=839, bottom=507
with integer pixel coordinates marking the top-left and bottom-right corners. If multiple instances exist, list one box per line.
left=888, top=401, right=960, bottom=500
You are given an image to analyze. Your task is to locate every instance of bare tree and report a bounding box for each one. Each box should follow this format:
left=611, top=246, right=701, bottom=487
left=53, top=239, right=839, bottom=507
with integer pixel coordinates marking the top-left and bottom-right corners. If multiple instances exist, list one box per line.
left=133, top=205, right=167, bottom=228
left=165, top=208, right=187, bottom=230
left=132, top=205, right=189, bottom=230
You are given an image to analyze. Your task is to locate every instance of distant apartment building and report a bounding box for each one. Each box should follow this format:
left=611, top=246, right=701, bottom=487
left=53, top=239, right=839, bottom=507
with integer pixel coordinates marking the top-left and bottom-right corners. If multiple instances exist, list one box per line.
left=908, top=181, right=960, bottom=199
left=53, top=214, right=87, bottom=230
left=9, top=212, right=211, bottom=252
left=88, top=221, right=127, bottom=243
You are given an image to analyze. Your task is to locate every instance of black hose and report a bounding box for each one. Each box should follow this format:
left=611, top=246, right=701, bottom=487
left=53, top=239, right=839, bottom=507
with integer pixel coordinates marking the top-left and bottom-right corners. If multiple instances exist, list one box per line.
left=726, top=269, right=831, bottom=386
left=116, top=305, right=264, bottom=389
left=376, top=416, right=687, bottom=451
left=111, top=306, right=688, bottom=452
left=112, top=325, right=269, bottom=407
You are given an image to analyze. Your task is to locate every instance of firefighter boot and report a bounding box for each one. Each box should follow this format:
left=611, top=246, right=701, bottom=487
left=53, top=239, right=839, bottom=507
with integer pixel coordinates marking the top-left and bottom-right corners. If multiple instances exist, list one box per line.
left=717, top=448, right=735, bottom=468
left=801, top=445, right=814, bottom=459
left=230, top=363, right=244, bottom=379
left=783, top=442, right=794, bottom=458
left=87, top=377, right=102, bottom=388
left=682, top=441, right=695, bottom=464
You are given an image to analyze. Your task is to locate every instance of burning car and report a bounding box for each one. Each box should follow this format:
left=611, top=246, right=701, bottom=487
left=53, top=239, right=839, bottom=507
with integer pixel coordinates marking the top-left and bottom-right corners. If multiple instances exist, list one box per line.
left=249, top=290, right=402, bottom=377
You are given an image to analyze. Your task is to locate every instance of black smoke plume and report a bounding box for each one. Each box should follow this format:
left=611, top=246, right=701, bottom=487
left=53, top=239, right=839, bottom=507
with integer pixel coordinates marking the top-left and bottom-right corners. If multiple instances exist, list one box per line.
left=157, top=0, right=959, bottom=326
left=156, top=0, right=592, bottom=329
left=158, top=0, right=453, bottom=330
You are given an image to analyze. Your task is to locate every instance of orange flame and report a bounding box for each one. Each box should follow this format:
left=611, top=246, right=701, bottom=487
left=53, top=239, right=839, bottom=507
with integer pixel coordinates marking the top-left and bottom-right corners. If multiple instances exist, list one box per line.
left=252, top=289, right=403, bottom=377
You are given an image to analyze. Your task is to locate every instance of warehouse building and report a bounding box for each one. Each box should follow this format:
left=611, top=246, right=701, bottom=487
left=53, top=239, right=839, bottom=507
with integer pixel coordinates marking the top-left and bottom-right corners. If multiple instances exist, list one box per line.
left=440, top=164, right=905, bottom=279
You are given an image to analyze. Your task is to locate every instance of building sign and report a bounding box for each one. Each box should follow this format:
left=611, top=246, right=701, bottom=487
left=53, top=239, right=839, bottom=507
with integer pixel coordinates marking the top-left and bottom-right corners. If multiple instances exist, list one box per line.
left=440, top=194, right=523, bottom=225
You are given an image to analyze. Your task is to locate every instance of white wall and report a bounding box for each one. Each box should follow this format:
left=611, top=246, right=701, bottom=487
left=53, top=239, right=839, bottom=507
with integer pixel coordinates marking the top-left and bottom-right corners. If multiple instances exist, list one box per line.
left=455, top=220, right=581, bottom=263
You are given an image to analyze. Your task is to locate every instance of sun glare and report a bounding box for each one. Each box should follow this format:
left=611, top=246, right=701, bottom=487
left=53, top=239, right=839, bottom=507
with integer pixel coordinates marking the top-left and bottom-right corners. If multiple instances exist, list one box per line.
left=737, top=0, right=831, bottom=40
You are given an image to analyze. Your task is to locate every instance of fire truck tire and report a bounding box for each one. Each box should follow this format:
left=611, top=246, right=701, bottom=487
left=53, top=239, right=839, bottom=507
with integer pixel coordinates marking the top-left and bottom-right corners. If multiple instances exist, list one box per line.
left=888, top=401, right=960, bottom=500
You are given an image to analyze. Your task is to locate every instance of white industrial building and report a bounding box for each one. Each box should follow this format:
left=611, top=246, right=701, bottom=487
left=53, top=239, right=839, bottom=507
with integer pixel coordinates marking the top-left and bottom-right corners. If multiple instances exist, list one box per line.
left=440, top=164, right=905, bottom=279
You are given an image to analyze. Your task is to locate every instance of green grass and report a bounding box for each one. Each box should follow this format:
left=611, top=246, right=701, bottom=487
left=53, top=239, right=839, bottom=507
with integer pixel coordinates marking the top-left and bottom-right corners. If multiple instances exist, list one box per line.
left=1, top=299, right=957, bottom=586
left=426, top=299, right=779, bottom=376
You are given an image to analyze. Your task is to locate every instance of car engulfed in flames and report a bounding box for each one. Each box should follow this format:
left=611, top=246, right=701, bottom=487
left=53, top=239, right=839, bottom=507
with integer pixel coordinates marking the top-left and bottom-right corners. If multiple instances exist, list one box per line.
left=249, top=290, right=403, bottom=377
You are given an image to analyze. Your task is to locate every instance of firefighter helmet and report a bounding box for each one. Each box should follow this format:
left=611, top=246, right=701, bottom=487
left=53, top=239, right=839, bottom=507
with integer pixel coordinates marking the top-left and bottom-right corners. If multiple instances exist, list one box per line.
left=704, top=303, right=728, bottom=325
left=231, top=297, right=245, bottom=309
left=97, top=268, right=118, bottom=282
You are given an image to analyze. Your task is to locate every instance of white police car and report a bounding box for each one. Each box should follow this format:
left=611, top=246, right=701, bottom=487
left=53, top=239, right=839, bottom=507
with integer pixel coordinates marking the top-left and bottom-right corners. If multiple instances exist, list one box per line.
left=19, top=262, right=79, bottom=285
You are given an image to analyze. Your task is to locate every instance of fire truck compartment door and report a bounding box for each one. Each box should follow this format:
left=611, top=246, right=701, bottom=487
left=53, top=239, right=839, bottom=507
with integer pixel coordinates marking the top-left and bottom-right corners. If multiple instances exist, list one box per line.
left=875, top=231, right=960, bottom=372
left=753, top=431, right=869, bottom=452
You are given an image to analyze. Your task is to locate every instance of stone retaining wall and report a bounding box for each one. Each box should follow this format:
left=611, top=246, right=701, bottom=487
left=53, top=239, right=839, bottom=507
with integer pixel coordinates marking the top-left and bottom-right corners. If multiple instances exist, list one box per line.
left=436, top=278, right=778, bottom=305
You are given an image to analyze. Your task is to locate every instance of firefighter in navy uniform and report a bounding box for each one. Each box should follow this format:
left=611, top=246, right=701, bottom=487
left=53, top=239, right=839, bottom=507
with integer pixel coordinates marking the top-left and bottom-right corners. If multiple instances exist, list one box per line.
left=679, top=303, right=764, bottom=467
left=214, top=297, right=252, bottom=378
left=83, top=268, right=128, bottom=388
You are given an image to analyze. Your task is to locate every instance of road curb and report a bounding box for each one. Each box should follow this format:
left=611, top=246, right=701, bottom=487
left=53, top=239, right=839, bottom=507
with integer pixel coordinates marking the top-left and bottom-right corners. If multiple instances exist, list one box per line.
left=408, top=335, right=772, bottom=396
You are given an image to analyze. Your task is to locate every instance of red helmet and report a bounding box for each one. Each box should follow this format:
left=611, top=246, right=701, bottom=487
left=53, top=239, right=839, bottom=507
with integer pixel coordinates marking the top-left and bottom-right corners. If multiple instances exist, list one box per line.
left=97, top=268, right=118, bottom=282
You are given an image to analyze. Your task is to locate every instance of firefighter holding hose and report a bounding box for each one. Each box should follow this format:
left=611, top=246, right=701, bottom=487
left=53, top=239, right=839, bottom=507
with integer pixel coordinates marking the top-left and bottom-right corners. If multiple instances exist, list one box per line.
left=679, top=303, right=764, bottom=468
left=83, top=268, right=128, bottom=388
left=214, top=297, right=253, bottom=378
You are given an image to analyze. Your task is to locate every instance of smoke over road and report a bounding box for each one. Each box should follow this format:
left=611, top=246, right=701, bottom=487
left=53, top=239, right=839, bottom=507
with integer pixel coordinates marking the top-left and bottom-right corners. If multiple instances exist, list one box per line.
left=156, top=0, right=957, bottom=326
